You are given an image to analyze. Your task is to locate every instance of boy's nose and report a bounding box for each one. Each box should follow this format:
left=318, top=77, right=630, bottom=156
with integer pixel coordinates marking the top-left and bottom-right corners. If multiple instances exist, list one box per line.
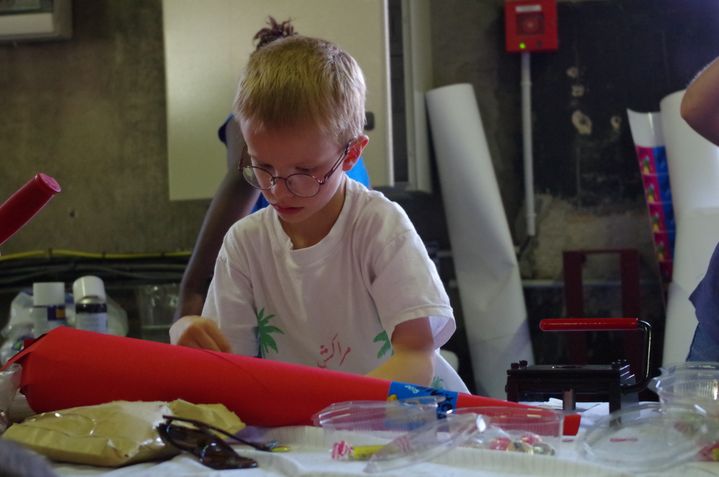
left=270, top=178, right=294, bottom=200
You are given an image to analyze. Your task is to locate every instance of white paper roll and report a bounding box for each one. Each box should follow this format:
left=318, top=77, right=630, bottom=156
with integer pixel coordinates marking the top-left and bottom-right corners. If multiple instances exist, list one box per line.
left=627, top=109, right=664, bottom=148
left=660, top=90, right=719, bottom=223
left=672, top=207, right=719, bottom=293
left=426, top=83, right=533, bottom=398
left=659, top=90, right=719, bottom=365
left=663, top=207, right=719, bottom=364
left=663, top=282, right=696, bottom=365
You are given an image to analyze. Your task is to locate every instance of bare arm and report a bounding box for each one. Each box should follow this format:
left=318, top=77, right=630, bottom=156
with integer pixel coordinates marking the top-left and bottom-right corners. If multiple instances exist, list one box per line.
left=681, top=57, right=719, bottom=145
left=366, top=318, right=435, bottom=386
left=175, top=119, right=260, bottom=319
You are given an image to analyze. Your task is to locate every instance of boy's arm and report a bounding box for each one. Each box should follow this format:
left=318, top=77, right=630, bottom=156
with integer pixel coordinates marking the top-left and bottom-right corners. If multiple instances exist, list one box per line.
left=366, top=318, right=435, bottom=386
left=681, top=56, right=719, bottom=145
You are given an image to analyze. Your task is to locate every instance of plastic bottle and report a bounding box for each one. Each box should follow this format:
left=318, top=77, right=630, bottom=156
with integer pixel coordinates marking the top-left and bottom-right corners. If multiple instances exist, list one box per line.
left=32, top=282, right=67, bottom=332
left=72, top=276, right=109, bottom=333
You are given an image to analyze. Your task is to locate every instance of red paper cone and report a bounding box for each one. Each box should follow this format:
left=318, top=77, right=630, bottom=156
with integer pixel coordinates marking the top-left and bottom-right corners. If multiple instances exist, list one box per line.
left=4, top=327, right=579, bottom=434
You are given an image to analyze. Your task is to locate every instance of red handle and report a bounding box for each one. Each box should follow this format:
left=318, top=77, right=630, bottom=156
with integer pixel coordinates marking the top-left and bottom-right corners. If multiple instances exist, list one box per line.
left=539, top=317, right=639, bottom=332
left=0, top=173, right=61, bottom=247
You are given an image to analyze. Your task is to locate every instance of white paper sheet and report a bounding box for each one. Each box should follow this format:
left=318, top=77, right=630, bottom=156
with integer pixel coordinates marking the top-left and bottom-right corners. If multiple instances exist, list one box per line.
left=425, top=83, right=533, bottom=398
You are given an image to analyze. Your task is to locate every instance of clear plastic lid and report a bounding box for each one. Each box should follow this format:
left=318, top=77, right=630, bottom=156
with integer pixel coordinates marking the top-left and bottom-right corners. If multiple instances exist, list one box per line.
left=365, top=413, right=483, bottom=473
left=576, top=402, right=718, bottom=472
left=649, top=370, right=719, bottom=416
left=312, top=397, right=443, bottom=433
left=659, top=361, right=719, bottom=376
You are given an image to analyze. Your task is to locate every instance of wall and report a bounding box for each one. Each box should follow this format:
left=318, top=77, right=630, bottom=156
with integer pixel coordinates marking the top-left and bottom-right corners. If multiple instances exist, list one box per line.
left=425, top=0, right=719, bottom=377
left=0, top=0, right=207, bottom=254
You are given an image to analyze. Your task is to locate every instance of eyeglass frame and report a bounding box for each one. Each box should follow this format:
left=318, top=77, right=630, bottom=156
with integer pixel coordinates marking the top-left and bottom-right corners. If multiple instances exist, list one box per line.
left=156, top=415, right=268, bottom=470
left=239, top=139, right=354, bottom=198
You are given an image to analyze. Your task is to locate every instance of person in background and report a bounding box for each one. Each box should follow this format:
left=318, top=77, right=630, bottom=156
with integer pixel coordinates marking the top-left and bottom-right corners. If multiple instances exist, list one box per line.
left=170, top=33, right=468, bottom=392
left=175, top=17, right=370, bottom=319
left=679, top=56, right=719, bottom=361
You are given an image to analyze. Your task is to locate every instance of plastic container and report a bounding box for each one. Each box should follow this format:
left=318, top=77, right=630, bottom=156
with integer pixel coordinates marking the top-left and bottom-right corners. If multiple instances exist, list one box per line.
left=448, top=406, right=564, bottom=457
left=659, top=361, right=719, bottom=376
left=365, top=412, right=484, bottom=473
left=135, top=283, right=178, bottom=342
left=577, top=402, right=717, bottom=472
left=648, top=369, right=719, bottom=417
left=312, top=398, right=443, bottom=449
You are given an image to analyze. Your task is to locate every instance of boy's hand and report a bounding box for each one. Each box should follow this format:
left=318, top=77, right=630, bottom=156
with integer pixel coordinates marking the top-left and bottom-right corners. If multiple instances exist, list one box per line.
left=169, top=315, right=232, bottom=353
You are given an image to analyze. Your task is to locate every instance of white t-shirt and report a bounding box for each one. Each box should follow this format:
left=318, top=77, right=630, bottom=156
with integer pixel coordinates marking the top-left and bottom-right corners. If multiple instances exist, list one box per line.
left=204, top=178, right=469, bottom=393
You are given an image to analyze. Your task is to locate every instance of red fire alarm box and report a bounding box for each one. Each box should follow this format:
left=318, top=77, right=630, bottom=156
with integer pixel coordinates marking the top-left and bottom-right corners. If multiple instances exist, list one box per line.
left=505, top=0, right=558, bottom=53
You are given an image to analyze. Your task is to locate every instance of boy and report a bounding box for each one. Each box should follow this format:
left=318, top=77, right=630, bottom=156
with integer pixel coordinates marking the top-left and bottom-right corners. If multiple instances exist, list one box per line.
left=175, top=17, right=370, bottom=320
left=170, top=35, right=468, bottom=392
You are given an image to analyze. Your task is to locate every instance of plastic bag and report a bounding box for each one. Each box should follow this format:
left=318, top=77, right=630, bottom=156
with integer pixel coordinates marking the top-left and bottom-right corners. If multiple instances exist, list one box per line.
left=0, top=363, right=21, bottom=433
left=2, top=399, right=245, bottom=467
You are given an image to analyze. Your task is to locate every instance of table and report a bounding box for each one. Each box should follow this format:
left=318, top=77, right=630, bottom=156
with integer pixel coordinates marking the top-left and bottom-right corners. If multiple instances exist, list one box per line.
left=49, top=403, right=719, bottom=477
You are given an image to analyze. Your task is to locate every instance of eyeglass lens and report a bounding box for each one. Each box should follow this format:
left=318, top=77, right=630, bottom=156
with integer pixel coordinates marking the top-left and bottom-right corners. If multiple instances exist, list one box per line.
left=243, top=167, right=320, bottom=197
left=157, top=422, right=258, bottom=470
left=199, top=441, right=258, bottom=470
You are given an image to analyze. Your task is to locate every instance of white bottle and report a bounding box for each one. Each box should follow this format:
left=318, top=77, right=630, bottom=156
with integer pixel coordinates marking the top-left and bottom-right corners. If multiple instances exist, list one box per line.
left=72, top=276, right=109, bottom=334
left=32, top=282, right=67, bottom=332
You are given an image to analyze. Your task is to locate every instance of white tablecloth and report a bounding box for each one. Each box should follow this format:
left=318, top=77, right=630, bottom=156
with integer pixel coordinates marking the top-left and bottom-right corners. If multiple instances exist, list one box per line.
left=50, top=404, right=719, bottom=477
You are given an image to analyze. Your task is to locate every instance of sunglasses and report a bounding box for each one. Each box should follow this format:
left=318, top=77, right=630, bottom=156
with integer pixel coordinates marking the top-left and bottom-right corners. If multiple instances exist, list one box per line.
left=156, top=415, right=286, bottom=470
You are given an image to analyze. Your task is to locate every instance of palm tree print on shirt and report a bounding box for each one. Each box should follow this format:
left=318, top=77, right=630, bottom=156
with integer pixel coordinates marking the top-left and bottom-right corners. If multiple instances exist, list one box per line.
left=431, top=376, right=446, bottom=389
left=256, top=307, right=284, bottom=358
left=373, top=331, right=392, bottom=359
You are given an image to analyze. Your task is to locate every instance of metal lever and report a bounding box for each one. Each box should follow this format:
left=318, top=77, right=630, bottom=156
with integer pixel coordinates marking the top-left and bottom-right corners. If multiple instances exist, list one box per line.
left=538, top=317, right=653, bottom=394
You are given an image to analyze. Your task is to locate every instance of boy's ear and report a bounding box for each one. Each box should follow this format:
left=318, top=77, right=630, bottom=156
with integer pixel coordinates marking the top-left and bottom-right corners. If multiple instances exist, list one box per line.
left=343, top=135, right=369, bottom=171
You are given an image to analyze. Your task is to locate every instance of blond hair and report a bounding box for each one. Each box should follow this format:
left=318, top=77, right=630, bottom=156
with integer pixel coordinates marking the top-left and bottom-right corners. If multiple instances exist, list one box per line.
left=234, top=36, right=366, bottom=144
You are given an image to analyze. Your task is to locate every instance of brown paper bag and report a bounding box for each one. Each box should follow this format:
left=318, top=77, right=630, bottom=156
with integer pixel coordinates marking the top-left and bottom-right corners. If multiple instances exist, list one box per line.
left=2, top=399, right=245, bottom=467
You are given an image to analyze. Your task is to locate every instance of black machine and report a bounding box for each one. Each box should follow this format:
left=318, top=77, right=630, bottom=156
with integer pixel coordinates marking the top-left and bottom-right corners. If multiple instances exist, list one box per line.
left=506, top=317, right=653, bottom=412
left=506, top=249, right=655, bottom=412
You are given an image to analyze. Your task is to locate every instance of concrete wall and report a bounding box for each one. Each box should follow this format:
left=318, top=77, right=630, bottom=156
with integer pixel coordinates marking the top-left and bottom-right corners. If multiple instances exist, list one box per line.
left=5, top=0, right=711, bottom=272
left=427, top=0, right=719, bottom=282
left=1, top=0, right=207, bottom=254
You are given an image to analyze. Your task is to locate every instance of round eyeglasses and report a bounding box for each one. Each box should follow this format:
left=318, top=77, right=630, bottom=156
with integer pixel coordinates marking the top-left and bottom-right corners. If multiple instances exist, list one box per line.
left=241, top=142, right=351, bottom=198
